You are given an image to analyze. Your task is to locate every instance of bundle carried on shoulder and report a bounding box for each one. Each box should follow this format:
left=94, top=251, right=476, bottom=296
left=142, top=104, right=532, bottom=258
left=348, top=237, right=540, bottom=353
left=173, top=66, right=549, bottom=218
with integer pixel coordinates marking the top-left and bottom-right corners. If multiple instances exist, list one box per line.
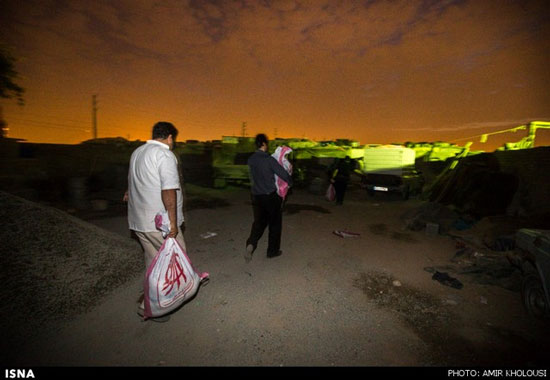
left=272, top=146, right=293, bottom=199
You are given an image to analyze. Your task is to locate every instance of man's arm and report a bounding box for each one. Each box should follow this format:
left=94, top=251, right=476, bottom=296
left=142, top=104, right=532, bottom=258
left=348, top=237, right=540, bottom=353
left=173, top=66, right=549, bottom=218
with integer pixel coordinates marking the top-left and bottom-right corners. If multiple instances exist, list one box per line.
left=161, top=189, right=178, bottom=238
left=270, top=157, right=293, bottom=186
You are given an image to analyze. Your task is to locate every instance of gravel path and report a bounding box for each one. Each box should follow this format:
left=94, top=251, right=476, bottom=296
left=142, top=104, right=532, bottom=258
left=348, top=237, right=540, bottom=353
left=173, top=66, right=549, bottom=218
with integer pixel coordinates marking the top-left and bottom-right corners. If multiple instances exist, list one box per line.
left=2, top=187, right=549, bottom=367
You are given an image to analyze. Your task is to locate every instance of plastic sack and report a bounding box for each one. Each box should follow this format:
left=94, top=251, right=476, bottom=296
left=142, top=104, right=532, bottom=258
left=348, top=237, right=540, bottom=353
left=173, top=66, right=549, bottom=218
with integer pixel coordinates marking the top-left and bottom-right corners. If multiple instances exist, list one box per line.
left=272, top=146, right=293, bottom=199
left=155, top=210, right=186, bottom=238
left=155, top=211, right=171, bottom=238
left=326, top=183, right=336, bottom=202
left=143, top=237, right=209, bottom=319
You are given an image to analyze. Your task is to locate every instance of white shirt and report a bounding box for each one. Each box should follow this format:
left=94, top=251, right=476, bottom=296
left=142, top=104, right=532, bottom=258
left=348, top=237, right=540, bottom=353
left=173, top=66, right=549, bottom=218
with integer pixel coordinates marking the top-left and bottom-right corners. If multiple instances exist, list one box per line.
left=127, top=140, right=184, bottom=232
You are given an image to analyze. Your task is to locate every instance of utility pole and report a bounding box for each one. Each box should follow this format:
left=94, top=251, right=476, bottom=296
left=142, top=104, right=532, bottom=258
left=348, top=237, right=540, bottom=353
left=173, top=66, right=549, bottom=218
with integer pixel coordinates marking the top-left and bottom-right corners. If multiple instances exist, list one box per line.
left=0, top=106, right=7, bottom=138
left=241, top=121, right=247, bottom=137
left=92, top=94, right=98, bottom=140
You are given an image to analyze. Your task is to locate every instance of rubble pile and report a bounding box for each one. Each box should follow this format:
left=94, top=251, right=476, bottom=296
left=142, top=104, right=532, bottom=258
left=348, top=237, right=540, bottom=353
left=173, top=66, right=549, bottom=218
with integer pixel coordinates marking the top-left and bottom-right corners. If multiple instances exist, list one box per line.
left=0, top=191, right=142, bottom=349
left=404, top=147, right=550, bottom=290
left=428, top=147, right=550, bottom=219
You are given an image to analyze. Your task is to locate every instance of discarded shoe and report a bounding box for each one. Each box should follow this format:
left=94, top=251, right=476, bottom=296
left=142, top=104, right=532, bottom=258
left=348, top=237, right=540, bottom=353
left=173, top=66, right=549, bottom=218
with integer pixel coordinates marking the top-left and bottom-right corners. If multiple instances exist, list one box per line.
left=244, top=244, right=255, bottom=263
left=267, top=250, right=282, bottom=258
left=432, top=271, right=463, bottom=290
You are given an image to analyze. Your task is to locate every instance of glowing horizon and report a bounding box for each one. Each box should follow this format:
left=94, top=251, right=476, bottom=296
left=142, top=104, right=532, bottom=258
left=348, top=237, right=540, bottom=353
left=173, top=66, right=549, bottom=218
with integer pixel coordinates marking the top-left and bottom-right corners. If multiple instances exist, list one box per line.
left=1, top=0, right=549, bottom=151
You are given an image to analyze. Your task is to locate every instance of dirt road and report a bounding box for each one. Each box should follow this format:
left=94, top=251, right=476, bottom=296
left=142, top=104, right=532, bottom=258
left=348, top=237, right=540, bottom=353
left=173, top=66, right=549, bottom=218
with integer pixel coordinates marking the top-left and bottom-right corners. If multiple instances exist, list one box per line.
left=10, top=186, right=550, bottom=367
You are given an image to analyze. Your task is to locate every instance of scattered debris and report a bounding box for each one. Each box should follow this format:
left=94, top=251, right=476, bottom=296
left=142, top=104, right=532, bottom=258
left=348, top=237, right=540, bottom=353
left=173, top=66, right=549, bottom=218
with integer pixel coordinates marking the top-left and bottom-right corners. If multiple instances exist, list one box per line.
left=425, top=222, right=440, bottom=235
left=428, top=147, right=550, bottom=219
left=200, top=231, right=218, bottom=239
left=443, top=298, right=458, bottom=306
left=402, top=202, right=459, bottom=234
left=333, top=230, right=360, bottom=238
left=451, top=247, right=477, bottom=265
left=453, top=216, right=476, bottom=231
left=490, top=235, right=516, bottom=251
left=392, top=280, right=402, bottom=287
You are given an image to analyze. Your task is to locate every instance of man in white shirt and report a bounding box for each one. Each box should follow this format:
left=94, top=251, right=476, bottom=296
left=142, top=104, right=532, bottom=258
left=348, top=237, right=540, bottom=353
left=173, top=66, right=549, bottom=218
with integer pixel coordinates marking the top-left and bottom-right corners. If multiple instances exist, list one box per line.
left=125, top=121, right=185, bottom=322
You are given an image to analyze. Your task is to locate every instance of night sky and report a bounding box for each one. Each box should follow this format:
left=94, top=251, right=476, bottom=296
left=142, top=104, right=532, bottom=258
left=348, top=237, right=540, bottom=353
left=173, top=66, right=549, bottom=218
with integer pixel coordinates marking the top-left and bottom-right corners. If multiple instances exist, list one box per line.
left=1, top=0, right=549, bottom=149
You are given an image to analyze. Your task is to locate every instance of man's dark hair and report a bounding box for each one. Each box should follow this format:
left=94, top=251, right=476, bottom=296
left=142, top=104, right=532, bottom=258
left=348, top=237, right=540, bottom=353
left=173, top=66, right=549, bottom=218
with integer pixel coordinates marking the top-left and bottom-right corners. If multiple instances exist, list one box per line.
left=255, top=133, right=268, bottom=149
left=152, top=122, right=178, bottom=140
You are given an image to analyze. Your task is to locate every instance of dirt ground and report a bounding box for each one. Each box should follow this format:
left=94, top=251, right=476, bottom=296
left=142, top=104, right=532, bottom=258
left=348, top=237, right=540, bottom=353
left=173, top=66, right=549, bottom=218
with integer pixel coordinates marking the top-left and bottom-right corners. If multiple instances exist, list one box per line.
left=4, top=185, right=550, bottom=367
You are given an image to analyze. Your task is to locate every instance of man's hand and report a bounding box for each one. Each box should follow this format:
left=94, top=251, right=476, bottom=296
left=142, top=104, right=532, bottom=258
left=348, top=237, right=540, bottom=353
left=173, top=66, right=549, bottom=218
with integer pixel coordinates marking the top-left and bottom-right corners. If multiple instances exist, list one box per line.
left=168, top=224, right=178, bottom=238
left=122, top=190, right=129, bottom=202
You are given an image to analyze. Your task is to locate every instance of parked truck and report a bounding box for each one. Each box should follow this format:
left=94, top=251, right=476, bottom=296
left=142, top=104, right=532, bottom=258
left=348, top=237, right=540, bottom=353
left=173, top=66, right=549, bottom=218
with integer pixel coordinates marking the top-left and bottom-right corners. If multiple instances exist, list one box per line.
left=210, top=136, right=364, bottom=188
left=358, top=145, right=423, bottom=200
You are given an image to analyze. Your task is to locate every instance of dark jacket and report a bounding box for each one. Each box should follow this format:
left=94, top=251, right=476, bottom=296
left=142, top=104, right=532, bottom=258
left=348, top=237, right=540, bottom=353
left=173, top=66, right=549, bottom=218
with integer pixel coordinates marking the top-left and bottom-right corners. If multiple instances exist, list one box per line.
left=248, top=150, right=293, bottom=195
left=332, top=158, right=355, bottom=183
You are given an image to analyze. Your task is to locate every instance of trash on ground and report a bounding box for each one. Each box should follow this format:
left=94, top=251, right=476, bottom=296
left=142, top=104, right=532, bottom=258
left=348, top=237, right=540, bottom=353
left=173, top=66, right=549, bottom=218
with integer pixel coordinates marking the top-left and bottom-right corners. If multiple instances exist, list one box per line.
left=425, top=222, right=440, bottom=235
left=200, top=232, right=218, bottom=239
left=333, top=230, right=360, bottom=238
left=490, top=235, right=516, bottom=251
left=432, top=271, right=463, bottom=289
left=443, top=298, right=458, bottom=306
left=453, top=217, right=476, bottom=231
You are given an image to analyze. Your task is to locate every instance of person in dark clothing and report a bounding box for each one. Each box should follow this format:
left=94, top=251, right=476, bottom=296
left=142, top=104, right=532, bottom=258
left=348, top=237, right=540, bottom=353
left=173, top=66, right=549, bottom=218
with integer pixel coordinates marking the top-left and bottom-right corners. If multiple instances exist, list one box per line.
left=245, top=134, right=293, bottom=262
left=330, top=156, right=356, bottom=205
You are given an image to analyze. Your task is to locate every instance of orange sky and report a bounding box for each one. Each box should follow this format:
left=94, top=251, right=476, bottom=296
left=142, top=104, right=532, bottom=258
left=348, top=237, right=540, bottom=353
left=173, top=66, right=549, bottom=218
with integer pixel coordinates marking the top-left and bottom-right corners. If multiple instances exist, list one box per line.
left=1, top=0, right=549, bottom=150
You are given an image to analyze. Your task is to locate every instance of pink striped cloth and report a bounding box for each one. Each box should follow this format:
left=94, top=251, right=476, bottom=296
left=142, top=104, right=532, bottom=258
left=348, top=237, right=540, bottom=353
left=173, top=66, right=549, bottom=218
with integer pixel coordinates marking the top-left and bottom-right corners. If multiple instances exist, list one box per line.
left=272, top=146, right=293, bottom=199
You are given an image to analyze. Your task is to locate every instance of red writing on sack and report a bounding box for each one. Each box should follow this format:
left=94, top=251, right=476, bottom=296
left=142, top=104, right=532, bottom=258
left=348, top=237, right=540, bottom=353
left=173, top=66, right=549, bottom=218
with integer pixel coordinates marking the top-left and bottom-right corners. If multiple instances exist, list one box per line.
left=162, top=250, right=187, bottom=295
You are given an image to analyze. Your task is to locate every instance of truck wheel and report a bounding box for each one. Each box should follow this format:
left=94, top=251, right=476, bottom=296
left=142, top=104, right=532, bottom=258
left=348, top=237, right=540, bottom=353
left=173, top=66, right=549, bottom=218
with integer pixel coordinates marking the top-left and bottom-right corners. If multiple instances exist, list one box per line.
left=522, top=264, right=548, bottom=318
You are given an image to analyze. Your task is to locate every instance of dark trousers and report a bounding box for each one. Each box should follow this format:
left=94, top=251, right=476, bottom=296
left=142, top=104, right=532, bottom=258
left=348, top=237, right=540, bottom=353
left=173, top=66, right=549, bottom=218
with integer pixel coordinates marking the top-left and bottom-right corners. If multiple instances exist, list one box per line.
left=333, top=180, right=348, bottom=204
left=246, top=192, right=283, bottom=256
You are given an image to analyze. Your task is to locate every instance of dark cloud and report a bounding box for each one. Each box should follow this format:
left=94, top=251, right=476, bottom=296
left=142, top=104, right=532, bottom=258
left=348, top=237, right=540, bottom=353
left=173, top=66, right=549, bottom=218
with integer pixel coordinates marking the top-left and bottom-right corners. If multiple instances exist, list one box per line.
left=1, top=0, right=548, bottom=144
left=188, top=0, right=233, bottom=43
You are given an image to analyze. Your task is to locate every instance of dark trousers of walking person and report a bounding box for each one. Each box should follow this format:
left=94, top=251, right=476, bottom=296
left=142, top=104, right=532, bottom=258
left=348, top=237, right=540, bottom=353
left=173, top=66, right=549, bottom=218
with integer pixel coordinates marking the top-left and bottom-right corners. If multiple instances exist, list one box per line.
left=333, top=180, right=348, bottom=205
left=247, top=191, right=283, bottom=256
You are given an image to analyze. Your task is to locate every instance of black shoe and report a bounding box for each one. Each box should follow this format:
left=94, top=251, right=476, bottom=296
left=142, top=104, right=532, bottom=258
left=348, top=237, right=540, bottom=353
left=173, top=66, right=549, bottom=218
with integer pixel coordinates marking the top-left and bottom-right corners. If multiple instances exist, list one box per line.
left=244, top=244, right=255, bottom=263
left=267, top=250, right=282, bottom=258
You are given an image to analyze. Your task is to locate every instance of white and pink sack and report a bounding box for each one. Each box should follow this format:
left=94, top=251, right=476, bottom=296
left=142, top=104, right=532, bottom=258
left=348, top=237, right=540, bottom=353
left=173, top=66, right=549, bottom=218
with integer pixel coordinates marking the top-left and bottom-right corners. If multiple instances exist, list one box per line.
left=143, top=213, right=208, bottom=320
left=326, top=183, right=336, bottom=202
left=272, top=146, right=293, bottom=199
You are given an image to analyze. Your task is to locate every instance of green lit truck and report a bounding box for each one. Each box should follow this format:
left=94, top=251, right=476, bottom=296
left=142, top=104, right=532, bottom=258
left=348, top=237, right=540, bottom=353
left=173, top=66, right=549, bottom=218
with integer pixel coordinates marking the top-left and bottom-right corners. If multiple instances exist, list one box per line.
left=211, top=136, right=256, bottom=188
left=358, top=145, right=423, bottom=200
